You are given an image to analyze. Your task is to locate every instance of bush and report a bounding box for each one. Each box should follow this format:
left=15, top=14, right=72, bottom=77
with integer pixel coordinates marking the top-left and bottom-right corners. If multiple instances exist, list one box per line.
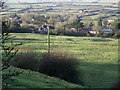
left=38, top=48, right=82, bottom=84
left=96, top=32, right=114, bottom=38
left=8, top=27, right=31, bottom=33
left=114, top=30, right=120, bottom=38
left=10, top=49, right=83, bottom=84
left=8, top=24, right=32, bottom=33
left=11, top=52, right=39, bottom=71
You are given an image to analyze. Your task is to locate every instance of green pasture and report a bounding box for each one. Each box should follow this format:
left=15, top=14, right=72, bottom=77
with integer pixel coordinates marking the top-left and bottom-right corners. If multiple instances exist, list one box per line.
left=7, top=67, right=83, bottom=88
left=5, top=33, right=118, bottom=88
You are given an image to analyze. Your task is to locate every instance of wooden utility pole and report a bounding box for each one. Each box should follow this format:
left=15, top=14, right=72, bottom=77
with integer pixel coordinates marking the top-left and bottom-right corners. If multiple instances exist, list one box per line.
left=47, top=26, right=50, bottom=56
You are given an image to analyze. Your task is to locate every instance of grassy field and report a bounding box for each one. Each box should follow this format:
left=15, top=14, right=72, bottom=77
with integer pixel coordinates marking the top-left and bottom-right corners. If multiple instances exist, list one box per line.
left=7, top=33, right=118, bottom=88
left=7, top=67, right=83, bottom=88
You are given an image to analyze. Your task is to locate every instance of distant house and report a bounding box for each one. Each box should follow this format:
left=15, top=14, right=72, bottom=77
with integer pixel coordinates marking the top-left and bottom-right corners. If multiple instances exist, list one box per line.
left=100, top=29, right=114, bottom=37
left=71, top=28, right=76, bottom=32
left=108, top=19, right=115, bottom=23
left=79, top=28, right=96, bottom=36
left=100, top=29, right=113, bottom=33
left=39, top=25, right=48, bottom=34
left=39, top=24, right=55, bottom=34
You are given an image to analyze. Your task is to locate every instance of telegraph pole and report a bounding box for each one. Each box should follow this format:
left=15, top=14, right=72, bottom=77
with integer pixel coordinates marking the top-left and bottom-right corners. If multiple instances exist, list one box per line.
left=47, top=25, right=50, bottom=57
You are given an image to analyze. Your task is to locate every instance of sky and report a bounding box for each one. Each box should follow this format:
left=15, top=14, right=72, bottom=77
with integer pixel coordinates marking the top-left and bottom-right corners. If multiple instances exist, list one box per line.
left=6, top=0, right=119, bottom=3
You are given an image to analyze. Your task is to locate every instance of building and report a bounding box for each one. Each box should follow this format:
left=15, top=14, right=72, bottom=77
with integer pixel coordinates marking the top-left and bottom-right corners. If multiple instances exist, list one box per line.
left=79, top=28, right=96, bottom=36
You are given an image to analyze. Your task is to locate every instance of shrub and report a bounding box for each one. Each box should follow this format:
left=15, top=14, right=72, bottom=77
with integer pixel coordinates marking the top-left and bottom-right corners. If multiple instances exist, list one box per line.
left=10, top=49, right=83, bottom=84
left=8, top=27, right=31, bottom=33
left=11, top=52, right=39, bottom=71
left=38, top=48, right=82, bottom=84
left=96, top=32, right=114, bottom=38
left=114, top=30, right=120, bottom=38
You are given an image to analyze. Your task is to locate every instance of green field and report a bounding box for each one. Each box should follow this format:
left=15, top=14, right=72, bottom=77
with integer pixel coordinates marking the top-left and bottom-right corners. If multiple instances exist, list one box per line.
left=6, top=33, right=118, bottom=88
left=7, top=67, right=83, bottom=88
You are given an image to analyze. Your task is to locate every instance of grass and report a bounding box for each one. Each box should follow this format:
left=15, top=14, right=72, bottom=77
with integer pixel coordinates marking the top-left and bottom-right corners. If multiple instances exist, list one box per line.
left=7, top=67, right=83, bottom=88
left=6, top=33, right=118, bottom=88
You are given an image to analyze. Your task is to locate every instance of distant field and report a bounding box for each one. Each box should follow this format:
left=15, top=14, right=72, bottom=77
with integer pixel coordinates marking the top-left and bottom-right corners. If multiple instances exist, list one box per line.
left=3, top=2, right=118, bottom=16
left=8, top=33, right=118, bottom=88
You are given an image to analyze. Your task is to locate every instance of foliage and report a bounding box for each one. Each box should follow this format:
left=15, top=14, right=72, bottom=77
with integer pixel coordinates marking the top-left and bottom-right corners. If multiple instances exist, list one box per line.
left=2, top=21, right=11, bottom=34
left=38, top=48, right=82, bottom=84
left=8, top=24, right=32, bottom=33
left=92, top=25, right=102, bottom=32
left=103, top=20, right=108, bottom=28
left=11, top=52, right=39, bottom=71
left=98, top=17, right=103, bottom=26
left=1, top=21, right=23, bottom=88
left=89, top=22, right=94, bottom=28
left=115, top=22, right=120, bottom=30
left=113, top=30, right=120, bottom=38
left=48, top=17, right=55, bottom=25
left=53, top=22, right=65, bottom=35
left=83, top=18, right=94, bottom=28
left=10, top=48, right=82, bottom=84
left=33, top=15, right=47, bottom=25
left=21, top=12, right=33, bottom=24
left=97, top=31, right=114, bottom=38
left=70, top=19, right=84, bottom=32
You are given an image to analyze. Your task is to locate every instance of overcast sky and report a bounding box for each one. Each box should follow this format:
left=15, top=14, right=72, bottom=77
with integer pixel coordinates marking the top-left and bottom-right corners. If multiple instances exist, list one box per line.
left=7, top=0, right=119, bottom=3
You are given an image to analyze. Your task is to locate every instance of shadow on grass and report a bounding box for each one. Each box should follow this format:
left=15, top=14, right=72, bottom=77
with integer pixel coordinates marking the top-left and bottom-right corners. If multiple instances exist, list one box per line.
left=66, top=38, right=73, bottom=41
left=91, top=38, right=113, bottom=42
left=13, top=38, right=39, bottom=41
left=80, top=61, right=118, bottom=88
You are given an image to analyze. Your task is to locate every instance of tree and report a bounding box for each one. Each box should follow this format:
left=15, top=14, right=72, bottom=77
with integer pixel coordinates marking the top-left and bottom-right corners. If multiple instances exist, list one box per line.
left=68, top=15, right=77, bottom=24
left=115, top=22, right=120, bottom=30
left=98, top=17, right=103, bottom=26
left=54, top=22, right=65, bottom=35
left=89, top=22, right=94, bottom=27
left=103, top=20, right=108, bottom=28
left=92, top=25, right=102, bottom=33
left=21, top=12, right=33, bottom=24
left=83, top=18, right=93, bottom=28
left=48, top=17, right=55, bottom=25
left=70, top=19, right=84, bottom=32
left=2, top=21, right=11, bottom=34
left=34, top=15, right=47, bottom=26
left=1, top=1, right=23, bottom=88
left=1, top=21, right=23, bottom=88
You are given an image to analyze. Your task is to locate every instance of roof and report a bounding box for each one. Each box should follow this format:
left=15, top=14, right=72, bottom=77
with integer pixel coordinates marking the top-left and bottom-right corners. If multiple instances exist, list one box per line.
left=101, top=29, right=113, bottom=32
left=80, top=28, right=92, bottom=31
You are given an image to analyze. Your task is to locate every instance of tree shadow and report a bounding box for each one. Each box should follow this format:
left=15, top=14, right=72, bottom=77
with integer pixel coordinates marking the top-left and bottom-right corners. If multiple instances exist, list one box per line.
left=80, top=61, right=118, bottom=88
left=66, top=38, right=73, bottom=41
left=91, top=38, right=113, bottom=42
left=13, top=38, right=39, bottom=41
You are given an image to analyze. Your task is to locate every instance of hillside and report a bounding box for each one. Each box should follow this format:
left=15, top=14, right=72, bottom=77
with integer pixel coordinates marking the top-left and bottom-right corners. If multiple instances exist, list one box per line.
left=7, top=67, right=83, bottom=88
left=3, top=33, right=118, bottom=88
